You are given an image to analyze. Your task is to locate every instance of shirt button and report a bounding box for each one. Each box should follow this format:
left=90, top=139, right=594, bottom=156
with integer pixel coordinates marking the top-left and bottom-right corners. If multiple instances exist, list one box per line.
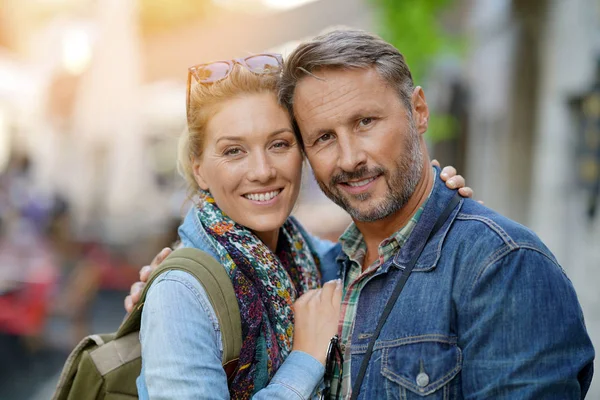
left=416, top=372, right=430, bottom=388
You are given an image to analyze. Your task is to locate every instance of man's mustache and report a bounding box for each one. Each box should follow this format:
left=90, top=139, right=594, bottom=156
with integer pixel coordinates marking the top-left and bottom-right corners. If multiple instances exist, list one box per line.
left=330, top=166, right=385, bottom=185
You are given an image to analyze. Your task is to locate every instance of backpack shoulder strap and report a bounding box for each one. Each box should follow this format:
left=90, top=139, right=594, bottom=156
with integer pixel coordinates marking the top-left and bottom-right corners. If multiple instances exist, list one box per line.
left=117, top=248, right=242, bottom=367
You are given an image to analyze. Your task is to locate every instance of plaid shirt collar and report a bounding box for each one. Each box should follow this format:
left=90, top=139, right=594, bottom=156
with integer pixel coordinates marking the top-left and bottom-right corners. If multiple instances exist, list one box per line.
left=339, top=167, right=437, bottom=269
left=334, top=168, right=436, bottom=399
left=338, top=216, right=417, bottom=270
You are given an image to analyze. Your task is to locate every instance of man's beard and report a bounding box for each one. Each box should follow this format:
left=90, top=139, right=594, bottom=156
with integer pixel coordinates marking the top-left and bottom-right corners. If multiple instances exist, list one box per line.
left=315, top=123, right=423, bottom=222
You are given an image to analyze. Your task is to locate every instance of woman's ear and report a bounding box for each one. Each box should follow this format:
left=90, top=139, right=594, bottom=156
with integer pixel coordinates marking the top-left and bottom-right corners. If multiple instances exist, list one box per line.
left=192, top=158, right=209, bottom=190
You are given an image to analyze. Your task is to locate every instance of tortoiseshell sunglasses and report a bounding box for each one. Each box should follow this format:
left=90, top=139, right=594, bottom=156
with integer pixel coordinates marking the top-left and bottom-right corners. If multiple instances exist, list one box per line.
left=186, top=53, right=283, bottom=124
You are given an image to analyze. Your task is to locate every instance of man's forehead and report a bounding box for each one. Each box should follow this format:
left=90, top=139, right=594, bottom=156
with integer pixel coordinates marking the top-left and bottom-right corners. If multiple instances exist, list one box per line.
left=293, top=67, right=387, bottom=111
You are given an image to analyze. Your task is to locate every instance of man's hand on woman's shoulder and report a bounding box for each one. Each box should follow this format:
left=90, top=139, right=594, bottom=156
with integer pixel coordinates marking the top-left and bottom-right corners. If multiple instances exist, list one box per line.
left=124, top=247, right=172, bottom=313
left=123, top=162, right=478, bottom=314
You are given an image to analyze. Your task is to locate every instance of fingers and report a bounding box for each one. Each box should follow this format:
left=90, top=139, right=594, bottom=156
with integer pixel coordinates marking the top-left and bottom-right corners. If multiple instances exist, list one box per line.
left=130, top=281, right=145, bottom=303
left=332, top=279, right=342, bottom=309
left=294, top=288, right=318, bottom=307
left=431, top=159, right=440, bottom=168
left=151, top=247, right=172, bottom=268
left=320, top=279, right=338, bottom=302
left=138, top=247, right=171, bottom=285
left=139, top=265, right=152, bottom=282
left=295, top=280, right=342, bottom=312
left=458, top=187, right=473, bottom=198
left=440, top=166, right=457, bottom=181
left=445, top=174, right=466, bottom=190
left=124, top=295, right=133, bottom=314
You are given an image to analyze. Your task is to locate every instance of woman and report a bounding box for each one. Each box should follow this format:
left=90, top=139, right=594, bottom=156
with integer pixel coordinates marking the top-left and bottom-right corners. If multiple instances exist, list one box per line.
left=135, top=54, right=471, bottom=399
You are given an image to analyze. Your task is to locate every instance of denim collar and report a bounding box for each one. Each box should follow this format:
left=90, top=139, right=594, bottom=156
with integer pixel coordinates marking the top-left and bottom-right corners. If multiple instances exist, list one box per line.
left=335, top=166, right=463, bottom=274
left=389, top=167, right=462, bottom=273
left=178, top=204, right=220, bottom=258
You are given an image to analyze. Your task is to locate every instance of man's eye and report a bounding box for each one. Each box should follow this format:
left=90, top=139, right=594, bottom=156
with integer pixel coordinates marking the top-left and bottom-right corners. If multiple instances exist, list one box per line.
left=316, top=133, right=333, bottom=143
left=359, top=117, right=374, bottom=127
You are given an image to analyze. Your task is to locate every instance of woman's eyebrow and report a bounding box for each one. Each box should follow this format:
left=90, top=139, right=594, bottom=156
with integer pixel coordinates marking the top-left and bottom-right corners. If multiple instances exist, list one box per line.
left=216, top=136, right=243, bottom=144
left=215, top=128, right=293, bottom=145
left=268, top=128, right=294, bottom=137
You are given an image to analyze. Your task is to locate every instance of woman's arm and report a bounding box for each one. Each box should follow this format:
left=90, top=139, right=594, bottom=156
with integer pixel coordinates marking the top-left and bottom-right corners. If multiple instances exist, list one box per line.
left=124, top=164, right=475, bottom=313
left=139, top=269, right=326, bottom=400
left=139, top=270, right=228, bottom=400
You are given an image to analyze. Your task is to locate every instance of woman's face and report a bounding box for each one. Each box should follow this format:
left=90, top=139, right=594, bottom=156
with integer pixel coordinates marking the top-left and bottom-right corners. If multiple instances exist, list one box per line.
left=193, top=92, right=303, bottom=238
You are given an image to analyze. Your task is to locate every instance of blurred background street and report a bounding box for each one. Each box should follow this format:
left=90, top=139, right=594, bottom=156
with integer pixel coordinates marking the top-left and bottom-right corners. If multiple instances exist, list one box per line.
left=0, top=0, right=599, bottom=398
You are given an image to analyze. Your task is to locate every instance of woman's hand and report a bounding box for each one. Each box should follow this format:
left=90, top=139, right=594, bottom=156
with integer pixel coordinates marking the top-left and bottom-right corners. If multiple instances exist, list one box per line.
left=292, top=279, right=343, bottom=365
left=124, top=247, right=172, bottom=313
left=432, top=159, right=479, bottom=201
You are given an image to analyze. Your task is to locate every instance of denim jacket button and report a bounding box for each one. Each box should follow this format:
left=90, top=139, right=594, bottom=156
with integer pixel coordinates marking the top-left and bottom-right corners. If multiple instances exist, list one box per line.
left=416, top=372, right=430, bottom=388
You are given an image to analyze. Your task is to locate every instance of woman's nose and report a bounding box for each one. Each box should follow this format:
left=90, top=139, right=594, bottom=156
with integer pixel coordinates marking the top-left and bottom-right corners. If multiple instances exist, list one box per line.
left=247, top=152, right=276, bottom=183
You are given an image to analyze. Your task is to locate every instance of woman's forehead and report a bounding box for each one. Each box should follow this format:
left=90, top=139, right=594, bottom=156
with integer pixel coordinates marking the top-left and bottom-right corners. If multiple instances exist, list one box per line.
left=205, top=93, right=292, bottom=143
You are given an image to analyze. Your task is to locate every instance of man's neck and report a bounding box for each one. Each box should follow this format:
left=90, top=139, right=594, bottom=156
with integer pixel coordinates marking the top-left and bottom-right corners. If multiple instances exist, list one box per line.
left=355, top=158, right=433, bottom=269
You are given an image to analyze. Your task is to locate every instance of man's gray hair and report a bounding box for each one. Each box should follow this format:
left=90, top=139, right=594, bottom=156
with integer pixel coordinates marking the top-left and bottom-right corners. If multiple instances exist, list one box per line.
left=279, top=28, right=415, bottom=125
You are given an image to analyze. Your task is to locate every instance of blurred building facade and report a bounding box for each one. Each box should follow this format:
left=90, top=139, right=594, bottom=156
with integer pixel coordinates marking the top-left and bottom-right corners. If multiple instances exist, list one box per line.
left=1, top=0, right=599, bottom=398
left=463, top=0, right=600, bottom=397
left=0, top=0, right=373, bottom=245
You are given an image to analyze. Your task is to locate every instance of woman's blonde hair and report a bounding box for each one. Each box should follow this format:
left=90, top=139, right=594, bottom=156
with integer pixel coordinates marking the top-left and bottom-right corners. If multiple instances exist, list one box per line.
left=177, top=65, right=281, bottom=195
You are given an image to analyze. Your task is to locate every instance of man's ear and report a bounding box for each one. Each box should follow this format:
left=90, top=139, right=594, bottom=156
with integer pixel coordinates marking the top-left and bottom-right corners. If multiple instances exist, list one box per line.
left=192, top=158, right=209, bottom=191
left=411, top=86, right=430, bottom=135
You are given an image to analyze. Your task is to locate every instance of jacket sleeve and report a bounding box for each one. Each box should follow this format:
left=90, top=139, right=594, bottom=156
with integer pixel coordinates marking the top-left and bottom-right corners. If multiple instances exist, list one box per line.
left=139, top=270, right=324, bottom=400
left=304, top=232, right=342, bottom=284
left=458, top=248, right=594, bottom=399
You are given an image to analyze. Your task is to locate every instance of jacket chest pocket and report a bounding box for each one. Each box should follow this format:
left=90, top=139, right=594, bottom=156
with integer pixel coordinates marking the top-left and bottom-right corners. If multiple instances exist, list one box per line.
left=380, top=335, right=462, bottom=400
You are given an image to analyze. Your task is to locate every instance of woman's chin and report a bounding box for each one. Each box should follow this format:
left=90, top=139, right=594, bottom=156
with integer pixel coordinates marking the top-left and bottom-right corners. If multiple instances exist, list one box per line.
left=246, top=220, right=285, bottom=235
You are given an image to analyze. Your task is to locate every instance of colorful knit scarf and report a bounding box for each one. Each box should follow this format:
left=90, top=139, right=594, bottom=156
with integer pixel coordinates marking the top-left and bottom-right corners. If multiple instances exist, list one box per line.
left=195, top=190, right=321, bottom=399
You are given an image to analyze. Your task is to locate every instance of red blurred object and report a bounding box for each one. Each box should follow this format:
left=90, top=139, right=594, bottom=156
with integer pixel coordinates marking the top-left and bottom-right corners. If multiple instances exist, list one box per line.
left=81, top=244, right=139, bottom=291
left=0, top=240, right=58, bottom=336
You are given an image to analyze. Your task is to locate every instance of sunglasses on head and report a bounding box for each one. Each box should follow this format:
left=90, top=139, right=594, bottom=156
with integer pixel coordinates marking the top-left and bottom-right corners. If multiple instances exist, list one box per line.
left=320, top=334, right=344, bottom=400
left=185, top=53, right=283, bottom=125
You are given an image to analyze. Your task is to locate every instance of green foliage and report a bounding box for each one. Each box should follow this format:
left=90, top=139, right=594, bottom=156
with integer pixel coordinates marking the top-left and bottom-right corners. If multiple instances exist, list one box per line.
left=370, top=0, right=457, bottom=84
left=427, top=113, right=459, bottom=141
left=370, top=0, right=462, bottom=143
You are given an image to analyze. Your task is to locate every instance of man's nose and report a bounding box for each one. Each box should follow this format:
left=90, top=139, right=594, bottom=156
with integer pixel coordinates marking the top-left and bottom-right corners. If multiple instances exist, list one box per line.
left=337, top=134, right=367, bottom=172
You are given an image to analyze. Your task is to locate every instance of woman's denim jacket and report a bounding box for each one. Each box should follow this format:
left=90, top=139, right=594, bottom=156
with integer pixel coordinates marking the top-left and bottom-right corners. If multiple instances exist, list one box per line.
left=344, top=175, right=594, bottom=399
left=136, top=208, right=341, bottom=400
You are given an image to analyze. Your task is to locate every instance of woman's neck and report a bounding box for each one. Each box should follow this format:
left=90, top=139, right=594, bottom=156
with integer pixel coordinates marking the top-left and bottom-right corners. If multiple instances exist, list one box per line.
left=254, top=229, right=280, bottom=252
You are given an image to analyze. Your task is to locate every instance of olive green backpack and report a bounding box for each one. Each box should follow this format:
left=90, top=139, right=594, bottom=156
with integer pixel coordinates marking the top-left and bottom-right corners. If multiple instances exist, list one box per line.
left=52, top=248, right=242, bottom=400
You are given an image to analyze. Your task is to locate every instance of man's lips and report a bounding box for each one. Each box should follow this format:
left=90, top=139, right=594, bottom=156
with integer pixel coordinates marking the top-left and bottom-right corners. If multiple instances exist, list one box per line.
left=338, top=175, right=380, bottom=194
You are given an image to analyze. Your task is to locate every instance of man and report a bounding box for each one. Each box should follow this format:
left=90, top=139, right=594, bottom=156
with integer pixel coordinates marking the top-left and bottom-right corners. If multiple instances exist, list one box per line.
left=127, top=29, right=594, bottom=398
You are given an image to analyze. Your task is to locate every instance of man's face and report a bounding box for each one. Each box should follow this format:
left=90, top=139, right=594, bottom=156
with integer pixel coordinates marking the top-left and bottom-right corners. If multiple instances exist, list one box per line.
left=293, top=67, right=428, bottom=222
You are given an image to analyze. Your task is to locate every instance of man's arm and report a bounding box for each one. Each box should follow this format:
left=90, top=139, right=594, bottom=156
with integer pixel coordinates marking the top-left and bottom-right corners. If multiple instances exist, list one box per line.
left=124, top=163, right=475, bottom=313
left=124, top=247, right=172, bottom=313
left=459, top=248, right=594, bottom=399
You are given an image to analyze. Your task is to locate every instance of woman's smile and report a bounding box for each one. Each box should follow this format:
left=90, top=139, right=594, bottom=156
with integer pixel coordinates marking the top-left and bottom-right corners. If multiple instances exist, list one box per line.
left=243, top=188, right=283, bottom=204
left=192, top=91, right=303, bottom=241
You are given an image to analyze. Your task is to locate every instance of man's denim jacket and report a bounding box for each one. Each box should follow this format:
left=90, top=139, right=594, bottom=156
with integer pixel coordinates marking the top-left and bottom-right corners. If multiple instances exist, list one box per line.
left=344, top=174, right=595, bottom=399
left=136, top=208, right=340, bottom=400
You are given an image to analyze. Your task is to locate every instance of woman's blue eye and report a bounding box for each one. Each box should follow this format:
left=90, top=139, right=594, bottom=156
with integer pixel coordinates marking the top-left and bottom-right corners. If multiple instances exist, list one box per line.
left=272, top=141, right=288, bottom=149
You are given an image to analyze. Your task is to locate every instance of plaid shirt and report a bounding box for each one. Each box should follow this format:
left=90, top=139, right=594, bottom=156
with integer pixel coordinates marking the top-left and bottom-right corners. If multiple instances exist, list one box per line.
left=334, top=170, right=434, bottom=398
